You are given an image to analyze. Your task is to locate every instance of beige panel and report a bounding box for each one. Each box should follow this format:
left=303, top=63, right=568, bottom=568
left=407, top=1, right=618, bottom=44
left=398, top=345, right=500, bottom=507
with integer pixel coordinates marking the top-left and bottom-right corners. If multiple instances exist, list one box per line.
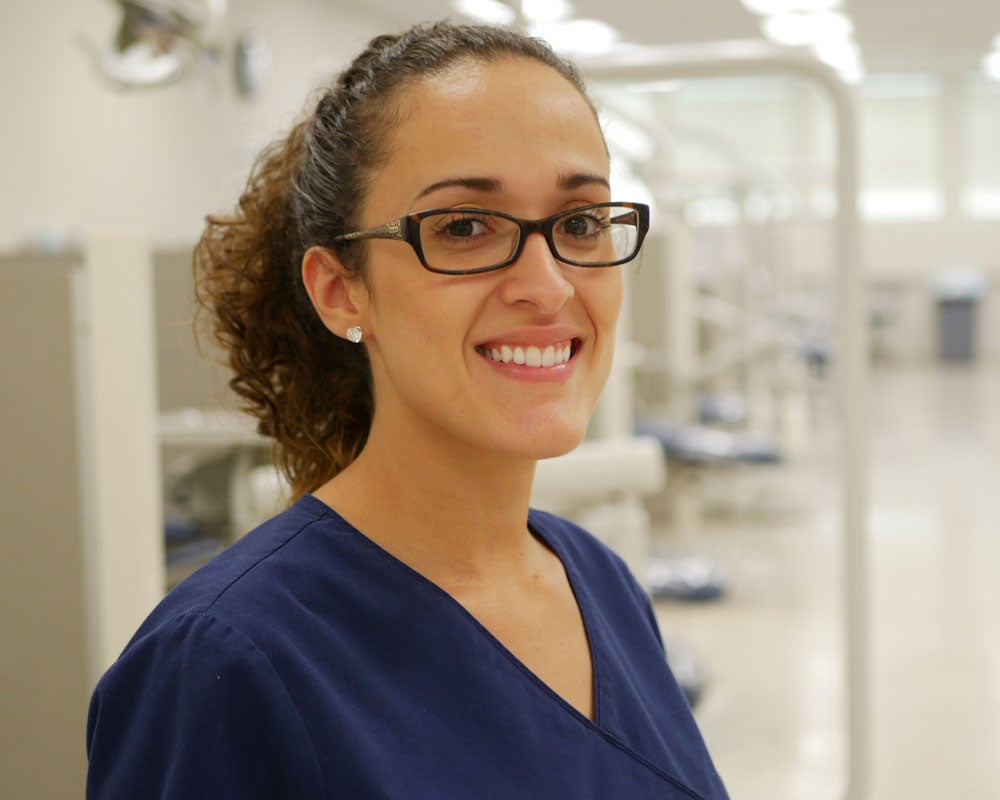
left=0, top=255, right=88, bottom=799
left=154, top=247, right=233, bottom=411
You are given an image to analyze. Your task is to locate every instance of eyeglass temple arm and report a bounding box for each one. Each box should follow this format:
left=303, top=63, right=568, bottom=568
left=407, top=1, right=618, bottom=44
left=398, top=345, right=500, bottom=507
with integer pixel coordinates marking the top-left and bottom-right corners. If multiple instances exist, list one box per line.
left=335, top=218, right=406, bottom=243
left=610, top=211, right=639, bottom=225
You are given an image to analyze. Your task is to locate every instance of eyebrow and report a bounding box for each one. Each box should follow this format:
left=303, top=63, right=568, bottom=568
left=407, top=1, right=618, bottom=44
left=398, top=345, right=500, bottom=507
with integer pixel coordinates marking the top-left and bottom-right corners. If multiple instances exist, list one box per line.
left=559, top=172, right=611, bottom=191
left=412, top=172, right=610, bottom=204
left=413, top=177, right=506, bottom=203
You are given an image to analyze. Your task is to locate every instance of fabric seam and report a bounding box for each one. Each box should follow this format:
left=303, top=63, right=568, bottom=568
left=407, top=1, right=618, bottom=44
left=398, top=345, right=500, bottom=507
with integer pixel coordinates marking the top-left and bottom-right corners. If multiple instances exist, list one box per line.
left=189, top=610, right=333, bottom=800
left=201, top=502, right=335, bottom=614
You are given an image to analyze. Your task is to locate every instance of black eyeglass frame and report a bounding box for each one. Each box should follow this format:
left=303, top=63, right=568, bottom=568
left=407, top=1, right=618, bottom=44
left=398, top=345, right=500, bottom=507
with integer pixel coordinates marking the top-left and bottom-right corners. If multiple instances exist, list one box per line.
left=332, top=201, right=650, bottom=275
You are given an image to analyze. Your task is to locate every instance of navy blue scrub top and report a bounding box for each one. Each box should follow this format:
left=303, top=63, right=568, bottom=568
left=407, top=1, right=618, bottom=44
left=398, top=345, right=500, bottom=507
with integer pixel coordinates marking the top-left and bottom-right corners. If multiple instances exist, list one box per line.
left=87, top=496, right=729, bottom=799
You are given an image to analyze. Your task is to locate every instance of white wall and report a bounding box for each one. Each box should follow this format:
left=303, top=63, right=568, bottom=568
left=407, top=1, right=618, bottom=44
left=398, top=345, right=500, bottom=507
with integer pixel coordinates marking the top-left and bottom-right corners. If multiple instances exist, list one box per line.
left=0, top=0, right=385, bottom=251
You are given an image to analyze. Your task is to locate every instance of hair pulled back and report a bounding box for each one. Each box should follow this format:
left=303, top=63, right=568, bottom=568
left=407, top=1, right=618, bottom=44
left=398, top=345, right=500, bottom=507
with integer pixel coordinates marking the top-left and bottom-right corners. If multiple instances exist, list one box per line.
left=194, top=21, right=595, bottom=501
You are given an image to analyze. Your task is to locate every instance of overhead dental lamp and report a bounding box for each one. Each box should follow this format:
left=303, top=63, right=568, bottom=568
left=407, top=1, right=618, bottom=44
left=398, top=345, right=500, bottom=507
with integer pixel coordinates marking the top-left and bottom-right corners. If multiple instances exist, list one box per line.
left=84, top=0, right=228, bottom=89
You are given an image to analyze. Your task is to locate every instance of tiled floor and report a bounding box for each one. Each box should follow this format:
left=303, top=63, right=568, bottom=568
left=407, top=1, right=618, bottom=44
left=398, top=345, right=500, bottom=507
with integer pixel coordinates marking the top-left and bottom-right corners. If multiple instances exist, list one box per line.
left=651, top=364, right=1000, bottom=799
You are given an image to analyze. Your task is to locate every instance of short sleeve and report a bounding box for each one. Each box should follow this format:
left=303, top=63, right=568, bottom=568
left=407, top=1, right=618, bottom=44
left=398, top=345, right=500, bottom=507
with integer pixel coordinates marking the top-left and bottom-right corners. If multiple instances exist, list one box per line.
left=86, top=612, right=327, bottom=799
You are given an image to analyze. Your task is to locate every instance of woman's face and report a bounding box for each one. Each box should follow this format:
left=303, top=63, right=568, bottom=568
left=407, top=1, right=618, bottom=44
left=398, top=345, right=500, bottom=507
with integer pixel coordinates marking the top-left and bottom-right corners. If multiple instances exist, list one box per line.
left=355, top=56, right=622, bottom=464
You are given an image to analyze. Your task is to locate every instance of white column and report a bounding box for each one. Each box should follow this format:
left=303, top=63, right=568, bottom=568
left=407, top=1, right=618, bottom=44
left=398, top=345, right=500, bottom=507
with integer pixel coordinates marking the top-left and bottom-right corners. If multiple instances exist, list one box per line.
left=77, top=238, right=164, bottom=682
left=662, top=216, right=697, bottom=416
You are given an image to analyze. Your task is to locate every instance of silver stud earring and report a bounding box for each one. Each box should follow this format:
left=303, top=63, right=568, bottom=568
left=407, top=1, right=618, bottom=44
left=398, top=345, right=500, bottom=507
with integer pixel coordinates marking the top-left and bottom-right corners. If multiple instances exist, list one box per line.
left=346, top=326, right=363, bottom=344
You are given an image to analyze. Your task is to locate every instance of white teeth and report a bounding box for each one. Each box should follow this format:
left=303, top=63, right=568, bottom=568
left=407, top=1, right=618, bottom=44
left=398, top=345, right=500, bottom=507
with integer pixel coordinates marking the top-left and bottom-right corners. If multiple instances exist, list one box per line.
left=481, top=341, right=574, bottom=367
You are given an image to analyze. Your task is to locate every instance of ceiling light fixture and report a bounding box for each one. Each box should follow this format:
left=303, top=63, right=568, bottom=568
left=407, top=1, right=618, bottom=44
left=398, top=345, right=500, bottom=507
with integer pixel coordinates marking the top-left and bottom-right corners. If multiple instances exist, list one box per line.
left=754, top=5, right=864, bottom=83
left=521, top=0, right=574, bottom=23
left=741, top=0, right=841, bottom=14
left=80, top=0, right=228, bottom=90
left=761, top=10, right=853, bottom=47
left=452, top=0, right=517, bottom=26
left=529, top=19, right=620, bottom=56
left=813, top=37, right=863, bottom=83
left=983, top=50, right=1000, bottom=81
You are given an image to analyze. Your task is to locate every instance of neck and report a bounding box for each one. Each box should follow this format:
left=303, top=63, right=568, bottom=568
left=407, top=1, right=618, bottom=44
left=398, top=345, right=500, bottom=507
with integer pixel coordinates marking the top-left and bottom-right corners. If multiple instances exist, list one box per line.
left=312, top=417, right=545, bottom=588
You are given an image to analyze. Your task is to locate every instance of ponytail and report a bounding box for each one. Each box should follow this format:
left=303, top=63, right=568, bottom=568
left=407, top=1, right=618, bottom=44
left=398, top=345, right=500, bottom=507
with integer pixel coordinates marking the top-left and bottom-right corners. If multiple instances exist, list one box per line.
left=194, top=117, right=373, bottom=500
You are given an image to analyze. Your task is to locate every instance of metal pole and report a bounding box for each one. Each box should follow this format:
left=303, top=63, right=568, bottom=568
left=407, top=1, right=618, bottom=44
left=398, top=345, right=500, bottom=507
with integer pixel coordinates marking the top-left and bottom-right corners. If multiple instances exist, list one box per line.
left=580, top=40, right=870, bottom=799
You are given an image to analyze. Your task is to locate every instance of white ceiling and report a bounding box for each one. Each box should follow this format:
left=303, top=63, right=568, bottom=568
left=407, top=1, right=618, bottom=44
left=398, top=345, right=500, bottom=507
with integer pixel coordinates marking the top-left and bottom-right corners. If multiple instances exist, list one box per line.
left=347, top=0, right=1000, bottom=76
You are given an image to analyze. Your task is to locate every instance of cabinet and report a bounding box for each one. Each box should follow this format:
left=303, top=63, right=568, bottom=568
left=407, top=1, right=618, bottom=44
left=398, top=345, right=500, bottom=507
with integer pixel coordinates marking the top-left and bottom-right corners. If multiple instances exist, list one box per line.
left=1, top=240, right=162, bottom=799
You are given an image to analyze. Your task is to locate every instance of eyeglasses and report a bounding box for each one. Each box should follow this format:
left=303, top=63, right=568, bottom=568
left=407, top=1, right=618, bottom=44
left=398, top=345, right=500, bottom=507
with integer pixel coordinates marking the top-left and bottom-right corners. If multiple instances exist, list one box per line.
left=333, top=202, right=650, bottom=275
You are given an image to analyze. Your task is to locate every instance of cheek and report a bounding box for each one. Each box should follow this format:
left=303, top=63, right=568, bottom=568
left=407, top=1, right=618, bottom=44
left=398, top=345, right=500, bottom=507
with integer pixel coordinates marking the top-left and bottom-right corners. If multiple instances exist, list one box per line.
left=365, top=276, right=483, bottom=382
left=610, top=275, right=624, bottom=323
left=590, top=270, right=624, bottom=336
left=597, top=274, right=624, bottom=387
left=365, top=266, right=433, bottom=337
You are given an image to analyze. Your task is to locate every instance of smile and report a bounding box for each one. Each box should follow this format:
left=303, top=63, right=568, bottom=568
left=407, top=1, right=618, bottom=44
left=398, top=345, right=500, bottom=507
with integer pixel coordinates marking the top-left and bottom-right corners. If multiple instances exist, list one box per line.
left=477, top=340, right=575, bottom=368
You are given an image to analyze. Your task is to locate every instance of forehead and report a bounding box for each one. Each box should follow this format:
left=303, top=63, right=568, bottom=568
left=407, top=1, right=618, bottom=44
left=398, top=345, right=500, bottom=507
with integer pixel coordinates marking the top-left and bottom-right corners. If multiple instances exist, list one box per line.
left=404, top=55, right=595, bottom=122
left=366, top=57, right=609, bottom=216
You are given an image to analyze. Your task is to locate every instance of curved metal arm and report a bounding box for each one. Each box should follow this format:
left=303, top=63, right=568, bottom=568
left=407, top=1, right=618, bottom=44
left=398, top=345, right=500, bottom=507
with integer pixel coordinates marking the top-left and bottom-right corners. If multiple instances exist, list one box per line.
left=581, top=40, right=869, bottom=800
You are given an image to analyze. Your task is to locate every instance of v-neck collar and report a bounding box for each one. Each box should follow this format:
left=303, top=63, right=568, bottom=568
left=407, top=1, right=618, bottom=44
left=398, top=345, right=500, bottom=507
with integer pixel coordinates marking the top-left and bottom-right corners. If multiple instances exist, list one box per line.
left=302, top=495, right=603, bottom=727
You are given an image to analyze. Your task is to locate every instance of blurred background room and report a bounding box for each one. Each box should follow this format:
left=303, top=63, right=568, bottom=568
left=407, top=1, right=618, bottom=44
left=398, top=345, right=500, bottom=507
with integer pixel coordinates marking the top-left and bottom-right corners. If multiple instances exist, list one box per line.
left=1, top=1, right=998, bottom=798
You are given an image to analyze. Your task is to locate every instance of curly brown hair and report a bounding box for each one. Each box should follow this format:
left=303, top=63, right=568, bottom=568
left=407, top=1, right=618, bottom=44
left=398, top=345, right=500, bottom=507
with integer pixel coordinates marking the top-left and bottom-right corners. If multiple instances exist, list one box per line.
left=194, top=22, right=596, bottom=501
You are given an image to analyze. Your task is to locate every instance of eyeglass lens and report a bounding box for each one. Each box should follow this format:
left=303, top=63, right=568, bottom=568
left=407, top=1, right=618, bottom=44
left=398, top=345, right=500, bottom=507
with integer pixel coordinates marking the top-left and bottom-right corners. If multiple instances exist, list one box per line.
left=417, top=206, right=641, bottom=273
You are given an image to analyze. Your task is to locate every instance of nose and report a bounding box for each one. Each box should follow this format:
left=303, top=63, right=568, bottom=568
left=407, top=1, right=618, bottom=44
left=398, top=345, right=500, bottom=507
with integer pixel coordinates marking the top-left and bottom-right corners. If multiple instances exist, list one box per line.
left=497, top=232, right=574, bottom=314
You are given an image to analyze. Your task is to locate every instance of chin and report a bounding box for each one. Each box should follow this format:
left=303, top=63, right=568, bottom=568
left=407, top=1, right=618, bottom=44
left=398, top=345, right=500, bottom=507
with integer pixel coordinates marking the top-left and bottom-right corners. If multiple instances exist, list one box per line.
left=498, top=421, right=589, bottom=462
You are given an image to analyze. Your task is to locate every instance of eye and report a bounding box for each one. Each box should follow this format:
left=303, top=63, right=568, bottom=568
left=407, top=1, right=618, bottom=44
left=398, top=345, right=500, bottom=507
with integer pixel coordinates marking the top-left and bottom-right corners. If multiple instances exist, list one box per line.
left=439, top=216, right=488, bottom=238
left=560, top=212, right=606, bottom=237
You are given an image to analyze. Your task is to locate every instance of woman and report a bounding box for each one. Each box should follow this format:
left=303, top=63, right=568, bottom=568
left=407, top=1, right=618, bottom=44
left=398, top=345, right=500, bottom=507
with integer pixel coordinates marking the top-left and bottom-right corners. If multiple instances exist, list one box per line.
left=86, top=21, right=728, bottom=800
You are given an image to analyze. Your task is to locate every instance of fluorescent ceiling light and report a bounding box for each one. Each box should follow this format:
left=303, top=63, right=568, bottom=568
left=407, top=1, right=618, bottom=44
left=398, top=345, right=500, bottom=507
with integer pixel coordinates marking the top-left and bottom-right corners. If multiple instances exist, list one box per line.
left=761, top=10, right=853, bottom=47
left=964, top=189, right=1000, bottom=218
left=983, top=51, right=1000, bottom=81
left=741, top=0, right=841, bottom=14
left=522, top=0, right=573, bottom=22
left=530, top=19, right=620, bottom=55
left=813, top=37, right=859, bottom=65
left=830, top=57, right=864, bottom=84
left=814, top=38, right=864, bottom=83
left=453, top=0, right=517, bottom=25
left=861, top=190, right=944, bottom=221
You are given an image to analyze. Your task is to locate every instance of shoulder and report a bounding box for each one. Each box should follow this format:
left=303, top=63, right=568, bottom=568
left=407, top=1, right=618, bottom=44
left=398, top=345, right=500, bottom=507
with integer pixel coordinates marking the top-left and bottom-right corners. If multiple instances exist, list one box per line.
left=88, top=497, right=349, bottom=797
left=104, top=495, right=370, bottom=690
left=137, top=495, right=345, bottom=636
left=95, top=496, right=341, bottom=720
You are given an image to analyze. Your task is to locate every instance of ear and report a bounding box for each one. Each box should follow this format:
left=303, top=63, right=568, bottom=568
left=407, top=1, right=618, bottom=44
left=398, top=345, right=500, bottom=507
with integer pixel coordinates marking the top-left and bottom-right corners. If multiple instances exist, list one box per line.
left=302, top=246, right=370, bottom=340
